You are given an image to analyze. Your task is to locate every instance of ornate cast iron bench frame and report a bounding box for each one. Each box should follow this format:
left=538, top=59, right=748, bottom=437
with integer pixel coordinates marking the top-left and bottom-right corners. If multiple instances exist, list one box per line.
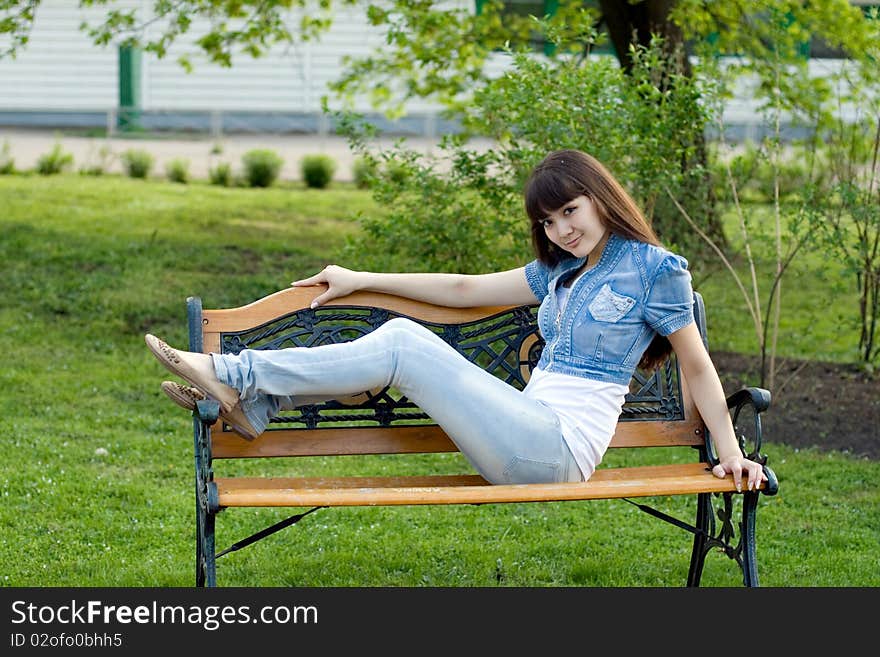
left=185, top=286, right=778, bottom=587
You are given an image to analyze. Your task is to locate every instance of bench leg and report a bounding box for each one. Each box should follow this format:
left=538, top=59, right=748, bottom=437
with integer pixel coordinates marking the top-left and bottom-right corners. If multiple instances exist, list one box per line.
left=195, top=498, right=217, bottom=587
left=740, top=491, right=760, bottom=587
left=686, top=491, right=762, bottom=587
left=195, top=489, right=205, bottom=587
left=193, top=406, right=219, bottom=587
left=687, top=492, right=713, bottom=587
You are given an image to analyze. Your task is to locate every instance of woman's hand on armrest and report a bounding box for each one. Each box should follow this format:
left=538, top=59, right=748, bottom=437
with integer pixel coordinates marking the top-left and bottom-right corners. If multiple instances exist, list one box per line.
left=292, top=265, right=366, bottom=308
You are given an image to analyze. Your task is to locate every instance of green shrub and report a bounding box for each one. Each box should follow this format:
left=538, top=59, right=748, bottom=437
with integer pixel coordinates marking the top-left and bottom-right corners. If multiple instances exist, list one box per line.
left=36, top=142, right=73, bottom=175
left=0, top=140, right=14, bottom=174
left=209, top=162, right=232, bottom=187
left=165, top=157, right=190, bottom=184
left=338, top=38, right=714, bottom=274
left=300, top=154, right=337, bottom=189
left=352, top=155, right=376, bottom=189
left=121, top=149, right=154, bottom=179
left=340, top=149, right=524, bottom=274
left=242, top=149, right=284, bottom=188
left=384, top=159, right=408, bottom=184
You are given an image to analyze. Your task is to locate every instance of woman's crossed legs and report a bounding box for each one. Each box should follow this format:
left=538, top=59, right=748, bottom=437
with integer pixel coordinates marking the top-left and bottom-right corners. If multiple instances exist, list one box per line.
left=148, top=318, right=582, bottom=484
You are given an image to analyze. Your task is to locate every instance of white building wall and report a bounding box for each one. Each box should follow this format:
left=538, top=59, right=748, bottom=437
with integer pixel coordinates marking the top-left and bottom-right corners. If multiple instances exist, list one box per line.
left=0, top=1, right=120, bottom=110
left=141, top=5, right=379, bottom=113
left=0, top=1, right=866, bottom=135
left=0, top=0, right=468, bottom=116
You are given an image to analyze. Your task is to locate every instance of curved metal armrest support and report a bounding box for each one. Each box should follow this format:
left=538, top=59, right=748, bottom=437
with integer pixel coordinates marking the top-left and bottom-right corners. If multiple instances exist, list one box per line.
left=193, top=399, right=220, bottom=505
left=761, top=465, right=780, bottom=496
left=726, top=386, right=771, bottom=464
left=195, top=399, right=221, bottom=424
left=704, top=387, right=777, bottom=496
left=726, top=387, right=771, bottom=415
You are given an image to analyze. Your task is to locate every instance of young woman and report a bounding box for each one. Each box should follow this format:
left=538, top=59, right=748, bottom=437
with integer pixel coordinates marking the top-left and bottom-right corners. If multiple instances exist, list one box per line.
left=146, top=149, right=767, bottom=491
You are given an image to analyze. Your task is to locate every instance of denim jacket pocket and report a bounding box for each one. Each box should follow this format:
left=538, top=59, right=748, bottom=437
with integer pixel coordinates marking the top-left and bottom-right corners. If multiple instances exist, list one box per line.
left=588, top=283, right=636, bottom=323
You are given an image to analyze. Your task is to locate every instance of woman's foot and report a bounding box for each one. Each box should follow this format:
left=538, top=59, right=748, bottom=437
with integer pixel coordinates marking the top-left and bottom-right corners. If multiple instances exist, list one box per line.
left=145, top=334, right=239, bottom=413
left=161, top=380, right=206, bottom=409
left=160, top=381, right=260, bottom=441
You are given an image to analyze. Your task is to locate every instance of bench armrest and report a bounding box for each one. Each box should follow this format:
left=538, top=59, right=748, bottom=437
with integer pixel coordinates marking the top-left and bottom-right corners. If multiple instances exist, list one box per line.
left=726, top=387, right=771, bottom=415
left=195, top=398, right=221, bottom=424
left=726, top=386, right=771, bottom=465
left=703, top=387, right=777, bottom=495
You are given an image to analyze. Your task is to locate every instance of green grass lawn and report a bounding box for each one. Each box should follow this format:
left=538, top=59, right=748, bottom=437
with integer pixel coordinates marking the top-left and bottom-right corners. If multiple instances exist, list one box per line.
left=1, top=174, right=877, bottom=587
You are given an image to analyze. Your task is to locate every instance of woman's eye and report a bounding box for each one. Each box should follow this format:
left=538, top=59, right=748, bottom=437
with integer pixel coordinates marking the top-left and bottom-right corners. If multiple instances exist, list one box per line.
left=563, top=206, right=576, bottom=215
left=541, top=219, right=553, bottom=227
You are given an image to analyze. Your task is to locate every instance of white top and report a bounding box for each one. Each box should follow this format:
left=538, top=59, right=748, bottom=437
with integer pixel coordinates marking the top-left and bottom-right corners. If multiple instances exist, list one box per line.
left=523, top=367, right=628, bottom=480
left=521, top=274, right=629, bottom=479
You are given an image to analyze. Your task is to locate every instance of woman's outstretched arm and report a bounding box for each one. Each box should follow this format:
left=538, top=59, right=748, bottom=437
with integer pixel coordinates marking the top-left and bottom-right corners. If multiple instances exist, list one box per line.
left=667, top=322, right=768, bottom=492
left=292, top=265, right=539, bottom=309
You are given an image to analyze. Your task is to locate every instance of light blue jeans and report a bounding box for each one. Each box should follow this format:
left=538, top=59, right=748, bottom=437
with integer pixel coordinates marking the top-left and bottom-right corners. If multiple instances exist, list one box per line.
left=212, top=317, right=583, bottom=485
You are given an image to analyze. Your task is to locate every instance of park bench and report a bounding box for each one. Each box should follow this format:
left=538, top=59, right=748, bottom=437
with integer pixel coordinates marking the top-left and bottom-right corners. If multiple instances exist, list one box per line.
left=183, top=285, right=778, bottom=587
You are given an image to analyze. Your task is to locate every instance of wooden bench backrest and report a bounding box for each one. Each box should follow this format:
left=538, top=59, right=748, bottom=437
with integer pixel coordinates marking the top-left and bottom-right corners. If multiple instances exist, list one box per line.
left=188, top=286, right=708, bottom=460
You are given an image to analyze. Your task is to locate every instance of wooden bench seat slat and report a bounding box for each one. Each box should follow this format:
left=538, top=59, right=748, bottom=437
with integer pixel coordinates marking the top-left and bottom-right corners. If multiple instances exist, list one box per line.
left=213, top=462, right=761, bottom=507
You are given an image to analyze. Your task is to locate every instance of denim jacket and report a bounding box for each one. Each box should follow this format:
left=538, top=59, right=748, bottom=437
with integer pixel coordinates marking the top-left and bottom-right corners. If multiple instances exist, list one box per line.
left=524, top=233, right=695, bottom=386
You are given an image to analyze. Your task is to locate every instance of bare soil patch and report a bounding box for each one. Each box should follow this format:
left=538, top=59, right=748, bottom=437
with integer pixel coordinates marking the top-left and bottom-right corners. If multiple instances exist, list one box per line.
left=713, top=351, right=879, bottom=460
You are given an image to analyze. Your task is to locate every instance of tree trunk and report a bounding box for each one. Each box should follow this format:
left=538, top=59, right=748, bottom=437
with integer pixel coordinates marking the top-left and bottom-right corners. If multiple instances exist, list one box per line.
left=599, top=0, right=687, bottom=73
left=598, top=0, right=727, bottom=254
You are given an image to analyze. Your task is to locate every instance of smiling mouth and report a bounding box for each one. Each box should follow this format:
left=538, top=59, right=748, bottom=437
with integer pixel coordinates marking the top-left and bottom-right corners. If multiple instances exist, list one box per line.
left=565, top=236, right=581, bottom=247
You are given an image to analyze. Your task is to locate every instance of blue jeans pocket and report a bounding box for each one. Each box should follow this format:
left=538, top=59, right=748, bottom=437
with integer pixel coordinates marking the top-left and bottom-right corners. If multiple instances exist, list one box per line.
left=502, top=456, right=561, bottom=484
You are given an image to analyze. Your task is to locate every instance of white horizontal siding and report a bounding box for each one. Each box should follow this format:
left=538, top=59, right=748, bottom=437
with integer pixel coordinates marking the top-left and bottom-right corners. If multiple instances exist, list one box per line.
left=0, top=1, right=864, bottom=127
left=0, top=0, right=125, bottom=109
left=140, top=3, right=445, bottom=113
left=0, top=0, right=469, bottom=115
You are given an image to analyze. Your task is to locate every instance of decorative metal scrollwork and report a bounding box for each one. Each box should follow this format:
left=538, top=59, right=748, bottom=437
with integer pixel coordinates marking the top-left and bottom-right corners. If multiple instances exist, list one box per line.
left=194, top=407, right=215, bottom=508
left=715, top=494, right=743, bottom=561
left=219, top=304, right=685, bottom=431
left=622, top=358, right=684, bottom=421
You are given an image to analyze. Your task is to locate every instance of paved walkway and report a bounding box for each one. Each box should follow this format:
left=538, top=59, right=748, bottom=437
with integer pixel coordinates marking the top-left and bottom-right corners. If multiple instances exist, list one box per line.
left=0, top=128, right=486, bottom=182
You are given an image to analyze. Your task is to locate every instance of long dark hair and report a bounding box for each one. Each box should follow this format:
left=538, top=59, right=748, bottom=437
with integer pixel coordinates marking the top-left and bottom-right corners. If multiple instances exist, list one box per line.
left=524, top=149, right=672, bottom=371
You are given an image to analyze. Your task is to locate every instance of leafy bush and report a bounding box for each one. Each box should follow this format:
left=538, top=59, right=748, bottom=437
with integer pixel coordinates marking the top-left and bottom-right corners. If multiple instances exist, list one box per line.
left=337, top=38, right=714, bottom=273
left=121, top=149, right=154, bottom=179
left=352, top=155, right=376, bottom=189
left=0, top=140, right=14, bottom=174
left=209, top=162, right=232, bottom=187
left=300, top=154, right=337, bottom=189
left=384, top=159, right=408, bottom=185
left=340, top=147, right=526, bottom=274
left=165, top=157, right=190, bottom=184
left=36, top=142, right=73, bottom=175
left=242, top=149, right=284, bottom=188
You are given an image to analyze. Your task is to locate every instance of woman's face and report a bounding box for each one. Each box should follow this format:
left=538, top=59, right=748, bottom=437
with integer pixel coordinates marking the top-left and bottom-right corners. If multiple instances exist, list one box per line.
left=539, top=195, right=607, bottom=259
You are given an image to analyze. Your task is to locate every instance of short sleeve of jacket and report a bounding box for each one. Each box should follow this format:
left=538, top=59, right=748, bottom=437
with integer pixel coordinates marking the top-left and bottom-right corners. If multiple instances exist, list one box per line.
left=644, top=254, right=695, bottom=336
left=524, top=259, right=551, bottom=301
